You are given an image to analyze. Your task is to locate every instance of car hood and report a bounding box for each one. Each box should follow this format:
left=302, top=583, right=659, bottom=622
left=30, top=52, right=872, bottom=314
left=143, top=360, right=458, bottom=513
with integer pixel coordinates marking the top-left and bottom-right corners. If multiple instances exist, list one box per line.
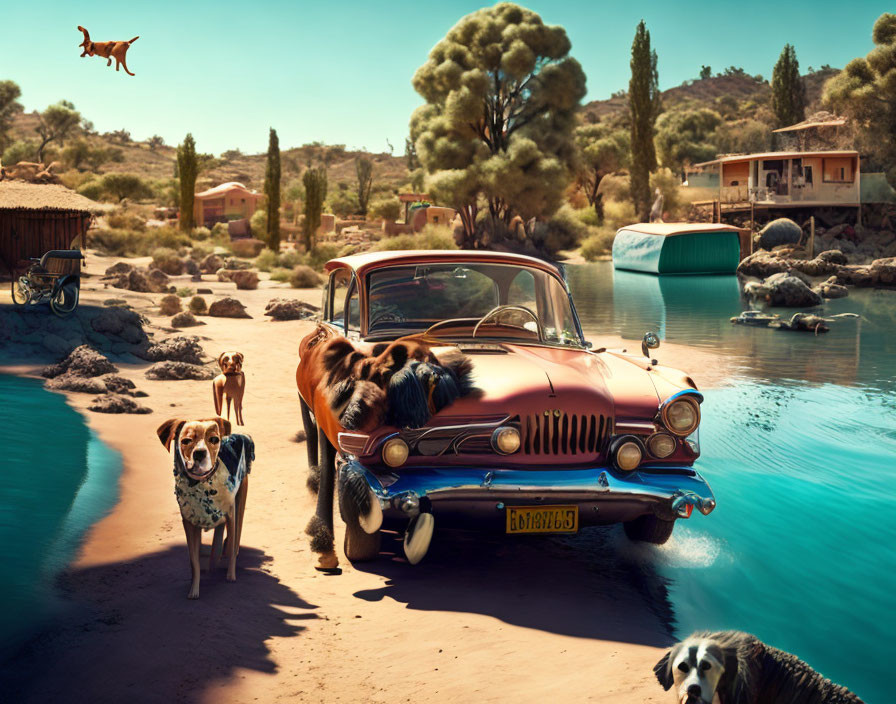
left=430, top=343, right=670, bottom=422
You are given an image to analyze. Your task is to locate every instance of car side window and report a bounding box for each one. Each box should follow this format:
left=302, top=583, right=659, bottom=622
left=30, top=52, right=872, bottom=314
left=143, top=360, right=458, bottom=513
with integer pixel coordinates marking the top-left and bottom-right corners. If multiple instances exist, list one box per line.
left=507, top=270, right=537, bottom=311
left=347, top=278, right=360, bottom=333
left=328, top=269, right=350, bottom=329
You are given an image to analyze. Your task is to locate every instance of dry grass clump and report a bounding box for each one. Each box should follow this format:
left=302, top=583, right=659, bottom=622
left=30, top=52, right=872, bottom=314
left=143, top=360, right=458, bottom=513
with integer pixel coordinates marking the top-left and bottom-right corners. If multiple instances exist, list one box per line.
left=188, top=295, right=208, bottom=315
left=580, top=228, right=617, bottom=262
left=90, top=225, right=192, bottom=257
left=376, top=225, right=457, bottom=252
left=158, top=294, right=182, bottom=315
left=290, top=265, right=322, bottom=288
left=230, top=238, right=266, bottom=258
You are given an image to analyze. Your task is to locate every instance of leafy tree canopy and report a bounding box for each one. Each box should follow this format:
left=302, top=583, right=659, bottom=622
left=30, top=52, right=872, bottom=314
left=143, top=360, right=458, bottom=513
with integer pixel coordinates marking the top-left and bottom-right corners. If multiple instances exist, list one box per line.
left=655, top=108, right=722, bottom=174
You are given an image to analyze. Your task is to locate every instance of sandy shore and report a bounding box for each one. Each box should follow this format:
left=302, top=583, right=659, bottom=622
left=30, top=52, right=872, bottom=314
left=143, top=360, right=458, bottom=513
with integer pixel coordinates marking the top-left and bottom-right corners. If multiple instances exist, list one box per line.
left=0, top=252, right=731, bottom=703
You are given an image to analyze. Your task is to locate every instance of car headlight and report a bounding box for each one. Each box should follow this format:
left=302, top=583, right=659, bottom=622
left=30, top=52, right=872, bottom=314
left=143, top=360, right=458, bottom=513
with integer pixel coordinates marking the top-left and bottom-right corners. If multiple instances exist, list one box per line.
left=647, top=432, right=676, bottom=458
left=382, top=437, right=409, bottom=467
left=662, top=397, right=700, bottom=436
left=492, top=426, right=521, bottom=454
left=612, top=437, right=643, bottom=471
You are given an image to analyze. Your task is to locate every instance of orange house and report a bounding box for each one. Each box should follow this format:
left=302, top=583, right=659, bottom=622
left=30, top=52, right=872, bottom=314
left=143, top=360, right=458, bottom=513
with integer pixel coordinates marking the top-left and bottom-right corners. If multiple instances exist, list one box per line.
left=193, top=182, right=263, bottom=227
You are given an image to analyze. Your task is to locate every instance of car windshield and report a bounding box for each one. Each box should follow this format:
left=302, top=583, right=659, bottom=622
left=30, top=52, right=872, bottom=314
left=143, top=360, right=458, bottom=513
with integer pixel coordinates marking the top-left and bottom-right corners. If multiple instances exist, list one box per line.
left=365, top=262, right=583, bottom=347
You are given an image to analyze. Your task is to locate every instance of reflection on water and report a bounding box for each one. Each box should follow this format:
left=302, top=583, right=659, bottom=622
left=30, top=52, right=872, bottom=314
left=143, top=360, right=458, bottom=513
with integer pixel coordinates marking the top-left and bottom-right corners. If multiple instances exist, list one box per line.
left=567, top=262, right=896, bottom=703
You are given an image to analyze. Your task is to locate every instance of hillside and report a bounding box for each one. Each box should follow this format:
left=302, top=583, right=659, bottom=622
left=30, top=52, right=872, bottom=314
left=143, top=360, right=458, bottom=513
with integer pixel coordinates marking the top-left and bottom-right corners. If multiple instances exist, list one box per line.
left=581, top=67, right=839, bottom=125
left=6, top=110, right=413, bottom=194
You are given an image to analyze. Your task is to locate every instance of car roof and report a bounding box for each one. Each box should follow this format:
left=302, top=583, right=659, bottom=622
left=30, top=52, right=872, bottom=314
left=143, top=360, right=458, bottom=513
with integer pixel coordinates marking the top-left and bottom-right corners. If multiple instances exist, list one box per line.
left=325, top=249, right=564, bottom=278
left=617, top=222, right=742, bottom=236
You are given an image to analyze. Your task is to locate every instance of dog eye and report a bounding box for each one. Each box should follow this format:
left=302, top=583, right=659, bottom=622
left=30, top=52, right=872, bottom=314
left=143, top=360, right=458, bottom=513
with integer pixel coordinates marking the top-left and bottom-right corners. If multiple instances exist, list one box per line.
left=180, top=438, right=193, bottom=445
left=700, top=662, right=712, bottom=671
left=208, top=436, right=220, bottom=445
left=677, top=663, right=690, bottom=673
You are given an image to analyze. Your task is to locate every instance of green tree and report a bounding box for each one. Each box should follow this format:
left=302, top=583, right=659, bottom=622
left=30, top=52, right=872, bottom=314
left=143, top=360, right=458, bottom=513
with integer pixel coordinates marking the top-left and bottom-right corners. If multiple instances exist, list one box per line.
left=410, top=3, right=586, bottom=247
left=629, top=20, right=660, bottom=221
left=99, top=173, right=154, bottom=202
left=405, top=136, right=420, bottom=170
left=2, top=140, right=38, bottom=165
left=0, top=80, right=22, bottom=152
left=356, top=157, right=373, bottom=215
left=699, top=65, right=712, bottom=80
left=148, top=135, right=165, bottom=151
left=655, top=108, right=722, bottom=178
left=35, top=101, right=81, bottom=162
left=302, top=166, right=328, bottom=252
left=574, top=123, right=629, bottom=224
left=176, top=133, right=198, bottom=232
left=771, top=44, right=806, bottom=127
left=264, top=127, right=281, bottom=251
left=824, top=13, right=896, bottom=185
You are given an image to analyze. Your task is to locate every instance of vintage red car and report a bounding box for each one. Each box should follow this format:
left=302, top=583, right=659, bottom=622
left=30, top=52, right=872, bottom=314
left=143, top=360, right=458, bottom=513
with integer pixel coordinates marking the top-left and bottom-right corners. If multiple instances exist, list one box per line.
left=296, top=250, right=715, bottom=569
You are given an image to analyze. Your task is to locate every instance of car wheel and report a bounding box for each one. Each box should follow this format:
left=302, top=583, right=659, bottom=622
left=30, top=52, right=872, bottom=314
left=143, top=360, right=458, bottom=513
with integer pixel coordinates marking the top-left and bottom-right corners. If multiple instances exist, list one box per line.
left=344, top=521, right=381, bottom=562
left=623, top=514, right=675, bottom=544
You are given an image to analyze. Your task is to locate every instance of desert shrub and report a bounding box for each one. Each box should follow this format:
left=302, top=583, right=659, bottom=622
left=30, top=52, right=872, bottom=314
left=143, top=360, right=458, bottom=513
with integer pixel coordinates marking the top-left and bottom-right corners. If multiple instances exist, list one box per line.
left=580, top=229, right=617, bottom=261
left=338, top=244, right=360, bottom=257
left=376, top=225, right=457, bottom=252
left=77, top=180, right=105, bottom=201
left=151, top=247, right=184, bottom=275
left=327, top=189, right=360, bottom=217
left=279, top=249, right=303, bottom=269
left=650, top=168, right=683, bottom=220
left=158, top=294, right=182, bottom=315
left=368, top=197, right=401, bottom=222
left=290, top=265, right=321, bottom=288
left=598, top=174, right=630, bottom=203
left=188, top=295, right=207, bottom=315
left=603, top=200, right=637, bottom=230
left=305, top=243, right=341, bottom=271
left=151, top=226, right=193, bottom=250
left=2, top=140, right=38, bottom=165
left=249, top=209, right=266, bottom=238
left=191, top=226, right=211, bottom=241
left=540, top=205, right=588, bottom=253
left=269, top=268, right=292, bottom=283
left=58, top=170, right=95, bottom=191
left=106, top=211, right=146, bottom=231
left=230, top=238, right=265, bottom=258
left=211, top=222, right=229, bottom=238
left=574, top=207, right=600, bottom=227
left=254, top=249, right=278, bottom=272
left=89, top=228, right=150, bottom=257
left=97, top=173, right=155, bottom=202
left=176, top=287, right=194, bottom=298
left=189, top=243, right=213, bottom=260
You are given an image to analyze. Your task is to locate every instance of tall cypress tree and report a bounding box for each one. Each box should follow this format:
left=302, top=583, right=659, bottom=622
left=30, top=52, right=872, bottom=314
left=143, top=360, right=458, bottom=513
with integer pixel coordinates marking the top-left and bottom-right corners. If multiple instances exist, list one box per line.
left=629, top=20, right=660, bottom=222
left=356, top=157, right=373, bottom=216
left=771, top=44, right=806, bottom=127
left=176, top=133, right=198, bottom=232
left=264, top=127, right=281, bottom=251
left=302, top=166, right=328, bottom=252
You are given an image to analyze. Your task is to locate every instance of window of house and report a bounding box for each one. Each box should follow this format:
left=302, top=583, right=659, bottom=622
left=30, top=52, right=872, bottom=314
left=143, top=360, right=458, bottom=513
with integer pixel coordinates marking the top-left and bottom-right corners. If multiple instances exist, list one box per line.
left=823, top=157, right=854, bottom=183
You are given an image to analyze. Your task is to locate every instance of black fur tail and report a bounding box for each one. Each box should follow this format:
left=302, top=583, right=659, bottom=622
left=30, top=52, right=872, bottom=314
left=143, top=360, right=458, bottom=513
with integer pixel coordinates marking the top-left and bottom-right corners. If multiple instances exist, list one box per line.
left=387, top=362, right=430, bottom=428
left=305, top=514, right=334, bottom=554
left=337, top=465, right=373, bottom=523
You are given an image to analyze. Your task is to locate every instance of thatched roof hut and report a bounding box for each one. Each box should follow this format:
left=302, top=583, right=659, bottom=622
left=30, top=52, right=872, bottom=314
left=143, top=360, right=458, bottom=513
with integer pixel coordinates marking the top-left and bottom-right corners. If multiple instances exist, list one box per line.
left=0, top=181, right=109, bottom=275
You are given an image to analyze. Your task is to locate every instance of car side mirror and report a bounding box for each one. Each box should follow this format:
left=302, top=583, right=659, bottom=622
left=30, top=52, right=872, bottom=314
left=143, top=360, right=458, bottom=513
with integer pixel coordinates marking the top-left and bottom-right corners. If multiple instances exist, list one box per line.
left=584, top=340, right=593, bottom=349
left=641, top=331, right=660, bottom=358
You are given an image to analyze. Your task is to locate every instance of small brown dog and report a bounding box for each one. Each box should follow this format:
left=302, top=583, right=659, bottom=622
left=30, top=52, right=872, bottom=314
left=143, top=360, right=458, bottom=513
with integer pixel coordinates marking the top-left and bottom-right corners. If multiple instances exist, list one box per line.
left=213, top=352, right=246, bottom=425
left=77, top=26, right=139, bottom=76
left=157, top=417, right=254, bottom=599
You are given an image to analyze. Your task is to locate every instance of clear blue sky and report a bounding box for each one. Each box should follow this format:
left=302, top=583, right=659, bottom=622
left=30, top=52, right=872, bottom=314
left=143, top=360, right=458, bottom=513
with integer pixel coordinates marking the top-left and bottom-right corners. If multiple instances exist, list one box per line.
left=3, top=1, right=889, bottom=156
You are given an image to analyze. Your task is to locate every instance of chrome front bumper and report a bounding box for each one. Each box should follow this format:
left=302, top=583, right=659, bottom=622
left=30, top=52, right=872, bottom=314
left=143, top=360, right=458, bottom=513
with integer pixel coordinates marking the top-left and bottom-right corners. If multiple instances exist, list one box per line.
left=338, top=460, right=716, bottom=529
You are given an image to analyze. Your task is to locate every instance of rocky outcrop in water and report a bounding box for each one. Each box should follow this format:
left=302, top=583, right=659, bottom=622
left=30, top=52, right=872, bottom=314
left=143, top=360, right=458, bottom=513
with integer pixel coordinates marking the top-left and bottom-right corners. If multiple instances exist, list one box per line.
left=743, top=272, right=823, bottom=308
left=738, top=249, right=896, bottom=289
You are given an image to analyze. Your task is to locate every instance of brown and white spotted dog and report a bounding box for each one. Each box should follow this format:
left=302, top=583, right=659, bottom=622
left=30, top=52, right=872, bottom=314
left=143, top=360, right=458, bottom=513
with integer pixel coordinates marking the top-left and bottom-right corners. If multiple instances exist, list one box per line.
left=213, top=351, right=246, bottom=425
left=157, top=417, right=254, bottom=599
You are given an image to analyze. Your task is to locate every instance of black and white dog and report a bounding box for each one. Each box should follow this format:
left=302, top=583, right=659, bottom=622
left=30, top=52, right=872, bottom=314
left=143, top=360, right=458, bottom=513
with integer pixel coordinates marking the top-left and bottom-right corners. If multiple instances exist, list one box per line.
left=653, top=631, right=863, bottom=704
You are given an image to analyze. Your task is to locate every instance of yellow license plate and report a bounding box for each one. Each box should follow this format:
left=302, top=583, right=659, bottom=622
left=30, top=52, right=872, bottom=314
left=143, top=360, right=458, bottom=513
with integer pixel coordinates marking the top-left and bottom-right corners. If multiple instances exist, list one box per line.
left=506, top=505, right=579, bottom=534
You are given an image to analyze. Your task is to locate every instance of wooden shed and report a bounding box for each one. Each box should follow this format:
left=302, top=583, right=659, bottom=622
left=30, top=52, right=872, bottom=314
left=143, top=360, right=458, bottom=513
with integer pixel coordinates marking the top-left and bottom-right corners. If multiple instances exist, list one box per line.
left=0, top=181, right=107, bottom=275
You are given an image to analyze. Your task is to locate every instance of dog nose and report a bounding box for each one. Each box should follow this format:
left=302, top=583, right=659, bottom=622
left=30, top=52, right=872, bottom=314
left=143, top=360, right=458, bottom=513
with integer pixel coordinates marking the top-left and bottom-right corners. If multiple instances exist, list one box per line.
left=687, top=684, right=702, bottom=698
left=193, top=449, right=207, bottom=461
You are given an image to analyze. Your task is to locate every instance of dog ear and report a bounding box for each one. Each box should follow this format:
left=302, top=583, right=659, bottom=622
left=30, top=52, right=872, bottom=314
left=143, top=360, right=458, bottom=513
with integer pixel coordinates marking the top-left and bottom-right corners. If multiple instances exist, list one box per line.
left=234, top=352, right=244, bottom=365
left=653, top=648, right=674, bottom=691
left=156, top=418, right=185, bottom=451
left=217, top=352, right=227, bottom=370
left=208, top=416, right=232, bottom=438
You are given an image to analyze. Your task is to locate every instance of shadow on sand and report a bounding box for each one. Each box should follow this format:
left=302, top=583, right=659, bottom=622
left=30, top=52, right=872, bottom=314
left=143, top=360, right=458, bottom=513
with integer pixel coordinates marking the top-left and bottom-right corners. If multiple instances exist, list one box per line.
left=353, top=525, right=676, bottom=647
left=1, top=545, right=316, bottom=703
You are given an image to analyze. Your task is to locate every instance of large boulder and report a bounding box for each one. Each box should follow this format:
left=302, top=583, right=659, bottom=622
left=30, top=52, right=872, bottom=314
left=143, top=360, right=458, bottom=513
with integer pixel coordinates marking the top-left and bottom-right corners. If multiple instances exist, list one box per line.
left=208, top=297, right=251, bottom=318
left=199, top=253, right=224, bottom=274
left=145, top=361, right=214, bottom=381
left=42, top=345, right=118, bottom=378
left=230, top=270, right=259, bottom=290
left=737, top=250, right=789, bottom=278
left=104, top=262, right=134, bottom=276
left=759, top=218, right=803, bottom=250
left=871, top=257, right=896, bottom=285
left=88, top=394, right=152, bottom=414
left=143, top=335, right=205, bottom=365
left=264, top=298, right=318, bottom=321
left=90, top=307, right=149, bottom=345
left=108, top=267, right=170, bottom=293
left=762, top=272, right=823, bottom=307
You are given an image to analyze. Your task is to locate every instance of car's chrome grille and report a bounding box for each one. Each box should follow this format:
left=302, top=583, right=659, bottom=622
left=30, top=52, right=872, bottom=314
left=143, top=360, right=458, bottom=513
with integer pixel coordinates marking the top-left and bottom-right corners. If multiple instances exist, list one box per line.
left=518, top=412, right=611, bottom=456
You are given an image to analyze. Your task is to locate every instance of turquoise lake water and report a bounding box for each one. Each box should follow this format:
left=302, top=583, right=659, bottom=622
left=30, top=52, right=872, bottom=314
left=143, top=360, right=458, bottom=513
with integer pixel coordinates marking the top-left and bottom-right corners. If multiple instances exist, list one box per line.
left=567, top=262, right=896, bottom=704
left=0, top=374, right=121, bottom=654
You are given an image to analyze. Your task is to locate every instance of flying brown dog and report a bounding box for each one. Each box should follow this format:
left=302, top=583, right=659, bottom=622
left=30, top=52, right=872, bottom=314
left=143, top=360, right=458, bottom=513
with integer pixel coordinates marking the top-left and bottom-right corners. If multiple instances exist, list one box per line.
left=77, top=26, right=139, bottom=76
left=213, top=352, right=246, bottom=426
